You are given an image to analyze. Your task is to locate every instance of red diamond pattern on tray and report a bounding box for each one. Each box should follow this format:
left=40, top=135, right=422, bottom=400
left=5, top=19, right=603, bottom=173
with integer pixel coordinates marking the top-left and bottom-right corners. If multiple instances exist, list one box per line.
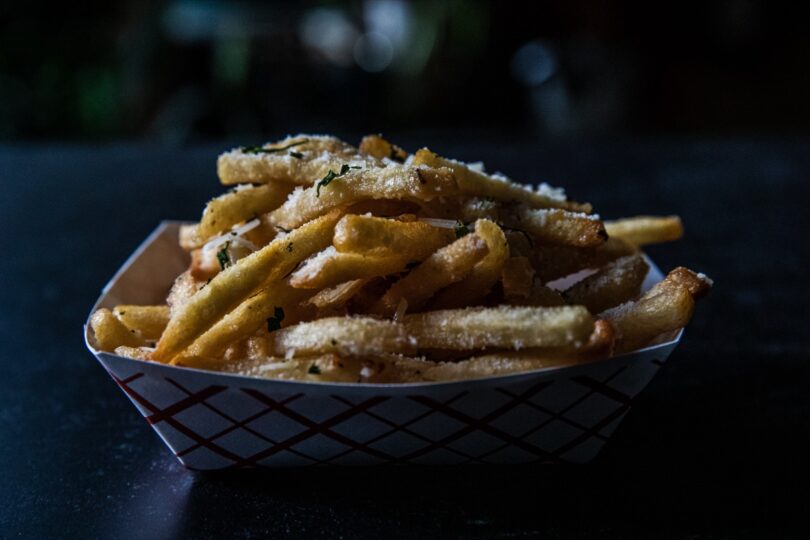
left=105, top=353, right=663, bottom=469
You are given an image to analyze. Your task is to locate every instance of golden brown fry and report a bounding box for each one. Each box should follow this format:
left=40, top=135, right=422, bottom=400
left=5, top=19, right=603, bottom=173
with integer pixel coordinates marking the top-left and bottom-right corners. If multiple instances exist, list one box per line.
left=602, top=267, right=711, bottom=353
left=604, top=215, right=683, bottom=246
left=371, top=233, right=489, bottom=316
left=90, top=308, right=144, bottom=352
left=404, top=305, right=594, bottom=350
left=531, top=237, right=637, bottom=284
left=505, top=207, right=607, bottom=247
left=430, top=219, right=509, bottom=309
left=358, top=134, right=408, bottom=162
left=290, top=248, right=413, bottom=290
left=501, top=256, right=535, bottom=300
left=153, top=210, right=342, bottom=362
left=411, top=148, right=591, bottom=212
left=268, top=166, right=458, bottom=230
left=267, top=317, right=416, bottom=357
left=112, top=305, right=171, bottom=341
left=224, top=354, right=368, bottom=383
left=181, top=281, right=312, bottom=364
left=196, top=184, right=293, bottom=242
left=333, top=214, right=455, bottom=258
left=113, top=346, right=154, bottom=361
left=217, top=135, right=378, bottom=186
left=306, top=279, right=368, bottom=310
left=562, top=254, right=650, bottom=314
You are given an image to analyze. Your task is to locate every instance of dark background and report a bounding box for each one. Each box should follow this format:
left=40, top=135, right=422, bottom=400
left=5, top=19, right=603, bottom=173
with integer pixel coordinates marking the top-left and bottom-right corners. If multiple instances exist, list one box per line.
left=2, top=1, right=809, bottom=538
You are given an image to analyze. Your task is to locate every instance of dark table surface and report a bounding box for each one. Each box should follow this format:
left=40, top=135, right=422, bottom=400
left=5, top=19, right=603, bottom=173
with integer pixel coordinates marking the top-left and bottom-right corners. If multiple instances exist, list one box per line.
left=1, top=136, right=808, bottom=539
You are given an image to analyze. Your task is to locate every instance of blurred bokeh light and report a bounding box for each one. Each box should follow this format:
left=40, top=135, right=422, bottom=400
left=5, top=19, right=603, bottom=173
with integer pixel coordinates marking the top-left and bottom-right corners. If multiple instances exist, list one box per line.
left=1, top=0, right=809, bottom=141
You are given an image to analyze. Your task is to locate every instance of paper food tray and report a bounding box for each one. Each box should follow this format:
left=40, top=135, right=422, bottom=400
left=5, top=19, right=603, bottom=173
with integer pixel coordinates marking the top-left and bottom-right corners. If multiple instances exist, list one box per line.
left=84, top=222, right=682, bottom=468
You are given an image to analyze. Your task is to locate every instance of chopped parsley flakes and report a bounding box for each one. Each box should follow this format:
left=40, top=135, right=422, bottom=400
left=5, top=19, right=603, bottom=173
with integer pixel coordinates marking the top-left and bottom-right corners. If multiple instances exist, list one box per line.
left=308, top=364, right=321, bottom=375
left=216, top=242, right=232, bottom=270
left=454, top=220, right=471, bottom=238
left=316, top=164, right=361, bottom=197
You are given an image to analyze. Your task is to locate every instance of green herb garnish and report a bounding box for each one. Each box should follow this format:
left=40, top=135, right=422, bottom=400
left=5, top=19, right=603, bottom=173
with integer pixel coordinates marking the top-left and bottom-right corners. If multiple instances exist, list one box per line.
left=242, top=139, right=308, bottom=154
left=316, top=164, right=361, bottom=197
left=454, top=220, right=470, bottom=238
left=289, top=151, right=304, bottom=159
left=266, top=306, right=285, bottom=332
left=286, top=242, right=294, bottom=252
left=216, top=242, right=232, bottom=270
left=308, top=364, right=321, bottom=375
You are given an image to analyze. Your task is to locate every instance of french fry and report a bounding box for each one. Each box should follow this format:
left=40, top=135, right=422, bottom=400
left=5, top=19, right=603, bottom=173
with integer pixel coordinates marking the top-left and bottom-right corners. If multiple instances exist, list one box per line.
left=504, top=207, right=607, bottom=247
left=501, top=256, right=535, bottom=300
left=112, top=305, right=170, bottom=341
left=333, top=214, right=455, bottom=258
left=430, top=219, right=509, bottom=309
left=114, top=346, right=154, bottom=361
left=217, top=135, right=376, bottom=186
left=290, top=248, right=414, bottom=290
left=404, top=305, right=594, bottom=350
left=195, top=183, right=293, bottom=242
left=531, top=237, right=637, bottom=284
left=562, top=254, right=650, bottom=314
left=371, top=233, right=489, bottom=316
left=153, top=210, right=342, bottom=362
left=602, top=267, right=711, bottom=353
left=91, top=308, right=144, bottom=351
left=358, top=134, right=408, bottom=162
left=268, top=166, right=458, bottom=230
left=516, top=282, right=567, bottom=307
left=181, top=280, right=312, bottom=364
left=224, top=354, right=368, bottom=383
left=267, top=317, right=416, bottom=357
left=411, top=148, right=592, bottom=212
left=604, top=215, right=683, bottom=246
left=306, top=279, right=369, bottom=310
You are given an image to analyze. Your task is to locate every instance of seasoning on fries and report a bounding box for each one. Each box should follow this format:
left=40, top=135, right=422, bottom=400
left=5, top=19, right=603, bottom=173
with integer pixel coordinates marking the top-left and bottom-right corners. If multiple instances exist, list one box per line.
left=90, top=134, right=711, bottom=383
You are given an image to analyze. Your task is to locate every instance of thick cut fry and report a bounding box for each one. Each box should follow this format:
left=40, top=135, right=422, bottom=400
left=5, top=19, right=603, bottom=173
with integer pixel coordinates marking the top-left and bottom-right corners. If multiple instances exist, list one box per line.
left=501, top=256, right=535, bottom=300
left=290, top=247, right=414, bottom=289
left=563, top=254, right=650, bottom=314
left=602, top=267, right=710, bottom=353
left=268, top=166, right=458, bottom=230
left=217, top=135, right=378, bottom=186
left=430, top=219, right=509, bottom=309
left=404, top=305, right=594, bottom=350
left=411, top=148, right=591, bottom=212
left=195, top=184, right=293, bottom=242
left=505, top=207, right=607, bottom=247
left=358, top=134, right=408, bottom=162
left=224, top=354, right=368, bottom=383
left=333, top=214, right=455, bottom=258
left=112, top=305, right=170, bottom=341
left=306, top=279, right=368, bottom=309
left=91, top=308, right=144, bottom=351
left=531, top=237, right=637, bottom=284
left=267, top=317, right=416, bottom=357
left=153, top=210, right=342, bottom=362
left=604, top=216, right=683, bottom=246
left=114, top=346, right=154, bottom=361
left=371, top=233, right=489, bottom=316
left=181, top=281, right=312, bottom=364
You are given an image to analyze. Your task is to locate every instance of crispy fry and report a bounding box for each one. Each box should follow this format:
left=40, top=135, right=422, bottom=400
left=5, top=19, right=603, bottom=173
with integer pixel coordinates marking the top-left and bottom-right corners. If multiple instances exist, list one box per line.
left=602, top=267, right=711, bottom=353
left=604, top=215, right=683, bottom=246
left=501, top=256, right=535, bottom=300
left=217, top=135, right=378, bottom=186
left=371, top=233, right=489, bottom=316
left=153, top=210, right=342, bottom=362
left=430, top=219, right=509, bottom=309
left=563, top=254, right=650, bottom=313
left=181, top=281, right=312, bottom=364
left=224, top=354, right=368, bottom=383
left=531, top=237, right=637, bottom=284
left=404, top=305, right=594, bottom=350
left=333, top=214, right=455, bottom=258
left=358, top=134, right=408, bottom=162
left=290, top=248, right=414, bottom=290
left=268, top=165, right=458, bottom=230
left=505, top=207, right=607, bottom=247
left=411, top=148, right=591, bottom=212
left=267, top=317, right=416, bottom=357
left=91, top=308, right=144, bottom=351
left=112, top=305, right=170, bottom=341
left=195, top=184, right=293, bottom=242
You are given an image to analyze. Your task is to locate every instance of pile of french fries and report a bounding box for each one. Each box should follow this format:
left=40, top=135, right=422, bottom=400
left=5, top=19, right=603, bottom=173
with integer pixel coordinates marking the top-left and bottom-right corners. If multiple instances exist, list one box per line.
left=90, top=134, right=711, bottom=383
